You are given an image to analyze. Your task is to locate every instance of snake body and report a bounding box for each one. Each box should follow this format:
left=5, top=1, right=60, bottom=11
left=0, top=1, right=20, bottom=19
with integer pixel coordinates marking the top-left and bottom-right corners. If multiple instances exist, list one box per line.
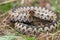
left=3, top=6, right=58, bottom=36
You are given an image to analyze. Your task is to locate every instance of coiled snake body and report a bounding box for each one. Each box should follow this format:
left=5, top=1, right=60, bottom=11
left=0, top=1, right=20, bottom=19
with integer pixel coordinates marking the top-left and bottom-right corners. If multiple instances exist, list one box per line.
left=3, top=6, right=58, bottom=36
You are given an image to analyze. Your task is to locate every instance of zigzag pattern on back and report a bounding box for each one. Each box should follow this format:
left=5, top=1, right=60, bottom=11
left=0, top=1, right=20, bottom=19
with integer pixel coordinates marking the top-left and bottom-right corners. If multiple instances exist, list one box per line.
left=3, top=6, right=58, bottom=36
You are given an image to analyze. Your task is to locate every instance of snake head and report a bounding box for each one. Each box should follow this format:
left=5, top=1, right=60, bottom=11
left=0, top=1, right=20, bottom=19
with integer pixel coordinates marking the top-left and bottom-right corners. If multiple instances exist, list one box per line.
left=28, top=10, right=35, bottom=16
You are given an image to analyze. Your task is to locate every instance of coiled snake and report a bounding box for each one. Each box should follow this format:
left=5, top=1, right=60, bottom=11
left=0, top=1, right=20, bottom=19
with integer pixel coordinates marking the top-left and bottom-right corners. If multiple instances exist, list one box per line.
left=3, top=6, right=58, bottom=36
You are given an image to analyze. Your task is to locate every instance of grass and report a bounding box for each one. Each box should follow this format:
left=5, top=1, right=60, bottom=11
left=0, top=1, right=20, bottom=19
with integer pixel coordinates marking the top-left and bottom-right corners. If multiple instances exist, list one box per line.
left=50, top=0, right=60, bottom=13
left=0, top=2, right=13, bottom=13
left=0, top=2, right=13, bottom=17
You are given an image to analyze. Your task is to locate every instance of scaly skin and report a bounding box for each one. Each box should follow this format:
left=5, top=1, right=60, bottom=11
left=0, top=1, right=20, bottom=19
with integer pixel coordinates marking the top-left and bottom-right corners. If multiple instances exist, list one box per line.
left=2, top=6, right=58, bottom=36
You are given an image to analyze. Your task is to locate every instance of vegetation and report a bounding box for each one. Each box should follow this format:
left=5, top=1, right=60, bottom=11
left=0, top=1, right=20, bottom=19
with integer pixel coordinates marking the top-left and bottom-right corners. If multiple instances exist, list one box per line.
left=0, top=2, right=12, bottom=13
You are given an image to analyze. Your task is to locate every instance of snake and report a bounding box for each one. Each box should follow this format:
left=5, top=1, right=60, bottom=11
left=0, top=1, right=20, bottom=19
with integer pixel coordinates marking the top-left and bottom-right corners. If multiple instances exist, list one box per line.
left=2, top=6, right=58, bottom=36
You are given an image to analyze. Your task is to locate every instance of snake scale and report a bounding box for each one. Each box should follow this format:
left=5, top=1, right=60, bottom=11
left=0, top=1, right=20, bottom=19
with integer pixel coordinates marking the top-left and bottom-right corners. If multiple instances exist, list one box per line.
left=3, top=6, right=58, bottom=36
